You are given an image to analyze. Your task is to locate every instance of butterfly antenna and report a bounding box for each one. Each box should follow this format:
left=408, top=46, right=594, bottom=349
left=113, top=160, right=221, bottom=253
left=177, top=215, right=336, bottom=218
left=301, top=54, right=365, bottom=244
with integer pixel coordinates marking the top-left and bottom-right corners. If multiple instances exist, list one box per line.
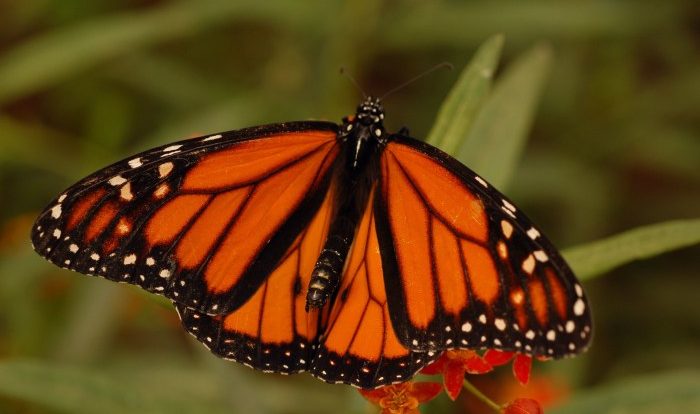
left=339, top=67, right=367, bottom=98
left=380, top=62, right=453, bottom=100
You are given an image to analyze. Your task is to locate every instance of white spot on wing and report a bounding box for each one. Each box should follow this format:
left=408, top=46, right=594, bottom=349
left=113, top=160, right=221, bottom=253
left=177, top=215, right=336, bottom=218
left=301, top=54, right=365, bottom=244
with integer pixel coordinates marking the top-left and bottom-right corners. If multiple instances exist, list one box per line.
left=522, top=254, right=536, bottom=274
left=534, top=250, right=548, bottom=262
left=461, top=322, right=472, bottom=332
left=128, top=158, right=143, bottom=168
left=574, top=299, right=586, bottom=316
left=51, top=205, right=62, bottom=219
left=475, top=176, right=488, bottom=187
left=123, top=254, right=137, bottom=265
left=69, top=244, right=78, bottom=253
left=500, top=220, right=514, bottom=238
left=53, top=229, right=62, bottom=238
left=120, top=182, right=133, bottom=201
left=527, top=227, right=541, bottom=239
left=502, top=199, right=516, bottom=212
left=565, top=321, right=575, bottom=333
left=158, top=162, right=174, bottom=178
left=495, top=318, right=506, bottom=331
left=159, top=269, right=171, bottom=278
left=109, top=175, right=127, bottom=186
left=163, top=144, right=182, bottom=152
left=203, top=134, right=222, bottom=142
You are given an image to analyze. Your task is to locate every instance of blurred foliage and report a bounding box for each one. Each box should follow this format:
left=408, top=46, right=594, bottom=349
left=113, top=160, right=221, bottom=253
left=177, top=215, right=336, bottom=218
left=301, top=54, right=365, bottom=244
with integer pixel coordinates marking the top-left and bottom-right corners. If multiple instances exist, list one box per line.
left=0, top=1, right=698, bottom=413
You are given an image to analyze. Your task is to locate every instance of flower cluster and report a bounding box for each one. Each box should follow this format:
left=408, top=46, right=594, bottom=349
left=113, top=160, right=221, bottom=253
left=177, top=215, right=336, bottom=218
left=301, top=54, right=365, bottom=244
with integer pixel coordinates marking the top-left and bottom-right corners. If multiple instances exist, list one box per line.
left=359, top=350, right=543, bottom=414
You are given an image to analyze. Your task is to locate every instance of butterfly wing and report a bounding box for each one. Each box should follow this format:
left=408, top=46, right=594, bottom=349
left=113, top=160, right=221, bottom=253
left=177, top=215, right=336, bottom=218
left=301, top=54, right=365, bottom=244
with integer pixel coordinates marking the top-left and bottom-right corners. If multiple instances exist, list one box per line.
left=175, top=181, right=337, bottom=374
left=375, top=135, right=592, bottom=359
left=31, top=122, right=340, bottom=315
left=310, top=188, right=436, bottom=388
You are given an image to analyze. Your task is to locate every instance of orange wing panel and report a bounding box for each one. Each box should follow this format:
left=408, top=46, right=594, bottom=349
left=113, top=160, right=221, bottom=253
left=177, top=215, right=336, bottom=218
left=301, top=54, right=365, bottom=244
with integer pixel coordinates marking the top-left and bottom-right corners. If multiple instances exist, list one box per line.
left=145, top=194, right=210, bottom=246
left=461, top=240, right=500, bottom=305
left=203, top=144, right=335, bottom=293
left=385, top=144, right=488, bottom=243
left=182, top=132, right=336, bottom=191
left=383, top=152, right=435, bottom=329
left=67, top=189, right=106, bottom=231
left=175, top=188, right=250, bottom=269
left=322, top=189, right=410, bottom=361
left=431, top=217, right=469, bottom=315
left=85, top=201, right=119, bottom=243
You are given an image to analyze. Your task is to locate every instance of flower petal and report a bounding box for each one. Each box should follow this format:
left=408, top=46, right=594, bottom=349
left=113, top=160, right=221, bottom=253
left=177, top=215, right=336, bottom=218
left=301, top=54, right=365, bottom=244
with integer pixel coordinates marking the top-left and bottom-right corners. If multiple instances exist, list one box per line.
left=444, top=360, right=467, bottom=400
left=464, top=355, right=493, bottom=374
left=359, top=387, right=387, bottom=404
left=502, top=398, right=543, bottom=414
left=484, top=349, right=515, bottom=366
left=420, top=353, right=447, bottom=375
left=513, top=354, right=532, bottom=386
left=411, top=382, right=443, bottom=403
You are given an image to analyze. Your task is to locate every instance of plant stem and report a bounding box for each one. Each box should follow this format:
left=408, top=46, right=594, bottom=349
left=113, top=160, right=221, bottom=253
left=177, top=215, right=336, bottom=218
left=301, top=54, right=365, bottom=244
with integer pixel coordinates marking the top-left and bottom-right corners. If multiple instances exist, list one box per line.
left=462, top=379, right=501, bottom=412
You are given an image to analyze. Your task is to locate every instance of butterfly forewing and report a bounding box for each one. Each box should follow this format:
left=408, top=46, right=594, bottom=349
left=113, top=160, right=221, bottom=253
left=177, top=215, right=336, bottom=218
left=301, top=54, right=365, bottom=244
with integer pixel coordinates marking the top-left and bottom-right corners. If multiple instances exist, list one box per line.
left=376, top=136, right=592, bottom=359
left=31, top=122, right=340, bottom=315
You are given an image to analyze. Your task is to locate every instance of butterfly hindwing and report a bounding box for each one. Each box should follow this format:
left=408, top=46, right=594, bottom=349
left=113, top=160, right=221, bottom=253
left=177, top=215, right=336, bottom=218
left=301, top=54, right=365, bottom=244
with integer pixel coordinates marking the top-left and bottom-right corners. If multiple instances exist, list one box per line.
left=375, top=135, right=592, bottom=358
left=31, top=122, right=340, bottom=315
left=311, top=187, right=436, bottom=387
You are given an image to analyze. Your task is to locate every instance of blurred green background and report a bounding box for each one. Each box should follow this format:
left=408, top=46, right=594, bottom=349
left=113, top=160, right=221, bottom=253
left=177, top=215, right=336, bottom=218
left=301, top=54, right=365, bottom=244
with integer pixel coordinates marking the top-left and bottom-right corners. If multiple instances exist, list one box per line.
left=0, top=1, right=699, bottom=413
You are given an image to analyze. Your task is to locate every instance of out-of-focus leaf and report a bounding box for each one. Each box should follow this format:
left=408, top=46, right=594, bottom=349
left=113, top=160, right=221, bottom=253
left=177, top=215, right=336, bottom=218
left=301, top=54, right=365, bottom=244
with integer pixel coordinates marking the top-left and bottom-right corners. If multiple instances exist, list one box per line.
left=382, top=2, right=680, bottom=49
left=550, top=371, right=700, bottom=414
left=564, top=218, right=700, bottom=280
left=457, top=43, right=552, bottom=188
left=0, top=115, right=77, bottom=176
left=426, top=34, right=504, bottom=154
left=0, top=359, right=354, bottom=414
left=0, top=359, right=232, bottom=414
left=0, top=0, right=328, bottom=104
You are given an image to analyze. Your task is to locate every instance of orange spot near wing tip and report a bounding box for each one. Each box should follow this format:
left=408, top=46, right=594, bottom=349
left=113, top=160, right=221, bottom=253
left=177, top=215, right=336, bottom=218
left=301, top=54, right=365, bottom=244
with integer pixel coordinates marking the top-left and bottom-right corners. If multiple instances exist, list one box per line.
left=84, top=201, right=118, bottom=243
left=545, top=268, right=568, bottom=320
left=529, top=278, right=549, bottom=327
left=67, top=188, right=107, bottom=231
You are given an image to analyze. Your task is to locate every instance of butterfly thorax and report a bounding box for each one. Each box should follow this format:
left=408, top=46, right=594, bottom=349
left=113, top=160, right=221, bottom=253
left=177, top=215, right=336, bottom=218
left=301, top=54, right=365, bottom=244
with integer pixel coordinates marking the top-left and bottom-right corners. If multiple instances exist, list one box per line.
left=305, top=97, right=386, bottom=311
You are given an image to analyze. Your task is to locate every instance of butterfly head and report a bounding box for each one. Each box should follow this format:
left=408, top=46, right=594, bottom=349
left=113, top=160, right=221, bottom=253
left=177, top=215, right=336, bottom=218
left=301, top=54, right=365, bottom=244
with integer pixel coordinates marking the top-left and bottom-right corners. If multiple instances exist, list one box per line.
left=343, top=96, right=386, bottom=144
left=356, top=96, right=384, bottom=125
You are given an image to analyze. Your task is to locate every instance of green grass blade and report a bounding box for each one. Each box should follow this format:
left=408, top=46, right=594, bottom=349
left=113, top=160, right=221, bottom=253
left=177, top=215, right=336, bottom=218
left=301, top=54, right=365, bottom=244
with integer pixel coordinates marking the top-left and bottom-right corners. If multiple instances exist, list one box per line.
left=564, top=218, right=700, bottom=280
left=550, top=371, right=700, bottom=414
left=456, top=43, right=552, bottom=189
left=0, top=1, right=325, bottom=105
left=426, top=34, right=504, bottom=154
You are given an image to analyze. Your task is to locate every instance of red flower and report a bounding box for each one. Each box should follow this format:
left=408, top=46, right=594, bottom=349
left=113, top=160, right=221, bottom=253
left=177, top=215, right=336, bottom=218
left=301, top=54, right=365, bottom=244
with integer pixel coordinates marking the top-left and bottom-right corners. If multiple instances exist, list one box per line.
left=421, top=350, right=533, bottom=400
left=502, top=398, right=544, bottom=414
left=359, top=382, right=442, bottom=414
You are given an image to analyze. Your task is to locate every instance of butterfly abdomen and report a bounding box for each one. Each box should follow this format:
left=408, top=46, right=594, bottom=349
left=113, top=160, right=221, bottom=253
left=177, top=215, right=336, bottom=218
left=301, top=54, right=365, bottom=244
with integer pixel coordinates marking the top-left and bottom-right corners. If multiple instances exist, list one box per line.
left=306, top=216, right=355, bottom=310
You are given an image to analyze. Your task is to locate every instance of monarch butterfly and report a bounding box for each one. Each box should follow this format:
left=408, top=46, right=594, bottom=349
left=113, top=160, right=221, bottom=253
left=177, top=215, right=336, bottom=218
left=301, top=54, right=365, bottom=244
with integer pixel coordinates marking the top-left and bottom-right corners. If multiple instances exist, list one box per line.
left=31, top=96, right=592, bottom=388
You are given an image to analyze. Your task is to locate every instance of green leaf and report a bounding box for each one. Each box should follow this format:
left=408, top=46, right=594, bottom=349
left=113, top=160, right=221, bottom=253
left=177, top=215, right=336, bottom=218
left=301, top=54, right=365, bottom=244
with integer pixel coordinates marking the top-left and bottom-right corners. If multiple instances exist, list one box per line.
left=564, top=218, right=700, bottom=280
left=0, top=360, right=232, bottom=414
left=456, top=43, right=552, bottom=189
left=426, top=34, right=504, bottom=154
left=550, top=371, right=700, bottom=414
left=0, top=0, right=327, bottom=104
